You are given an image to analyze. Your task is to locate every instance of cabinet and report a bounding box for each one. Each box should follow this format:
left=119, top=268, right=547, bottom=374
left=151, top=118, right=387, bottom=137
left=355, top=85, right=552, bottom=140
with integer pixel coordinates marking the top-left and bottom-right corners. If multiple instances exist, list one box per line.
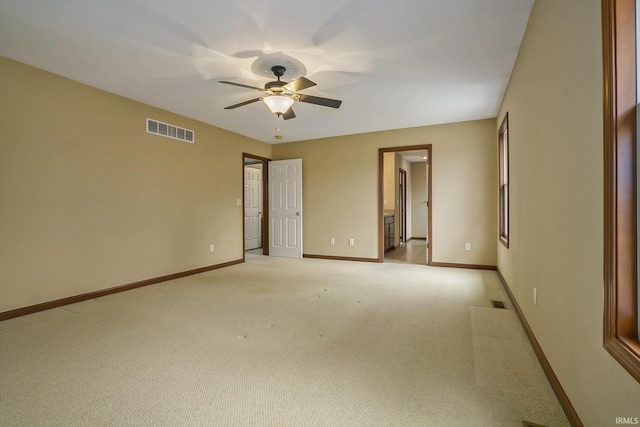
left=384, top=215, right=394, bottom=252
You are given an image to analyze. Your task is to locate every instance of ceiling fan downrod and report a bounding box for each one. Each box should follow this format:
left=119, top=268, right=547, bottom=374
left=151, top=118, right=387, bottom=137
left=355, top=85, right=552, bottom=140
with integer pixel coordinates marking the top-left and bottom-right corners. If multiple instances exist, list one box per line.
left=271, top=65, right=286, bottom=80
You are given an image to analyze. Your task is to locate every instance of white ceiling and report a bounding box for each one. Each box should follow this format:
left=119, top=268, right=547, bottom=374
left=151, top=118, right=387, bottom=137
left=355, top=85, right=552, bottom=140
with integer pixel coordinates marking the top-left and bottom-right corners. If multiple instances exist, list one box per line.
left=399, top=150, right=428, bottom=163
left=0, top=0, right=534, bottom=144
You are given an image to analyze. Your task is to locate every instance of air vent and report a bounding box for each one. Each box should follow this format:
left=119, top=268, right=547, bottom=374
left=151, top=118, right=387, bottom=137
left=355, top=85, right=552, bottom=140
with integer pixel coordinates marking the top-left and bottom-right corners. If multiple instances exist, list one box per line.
left=146, top=118, right=194, bottom=143
left=491, top=300, right=507, bottom=309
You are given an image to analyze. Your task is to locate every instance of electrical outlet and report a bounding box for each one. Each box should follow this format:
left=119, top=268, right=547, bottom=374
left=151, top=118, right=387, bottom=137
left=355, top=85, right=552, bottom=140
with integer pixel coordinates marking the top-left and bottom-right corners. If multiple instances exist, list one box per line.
left=533, top=287, right=538, bottom=305
left=349, top=238, right=355, bottom=246
left=465, top=243, right=471, bottom=251
left=330, top=237, right=335, bottom=245
left=210, top=244, right=215, bottom=252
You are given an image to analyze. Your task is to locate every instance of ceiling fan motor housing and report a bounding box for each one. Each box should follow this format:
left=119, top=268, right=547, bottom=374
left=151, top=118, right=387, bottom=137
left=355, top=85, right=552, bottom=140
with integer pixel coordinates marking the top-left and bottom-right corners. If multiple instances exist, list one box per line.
left=264, top=65, right=289, bottom=92
left=265, top=80, right=287, bottom=91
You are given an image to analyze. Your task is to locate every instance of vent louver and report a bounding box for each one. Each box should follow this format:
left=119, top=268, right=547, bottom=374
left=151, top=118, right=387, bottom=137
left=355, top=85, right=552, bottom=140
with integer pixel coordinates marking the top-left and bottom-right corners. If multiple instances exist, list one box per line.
left=491, top=300, right=507, bottom=309
left=146, top=118, right=194, bottom=143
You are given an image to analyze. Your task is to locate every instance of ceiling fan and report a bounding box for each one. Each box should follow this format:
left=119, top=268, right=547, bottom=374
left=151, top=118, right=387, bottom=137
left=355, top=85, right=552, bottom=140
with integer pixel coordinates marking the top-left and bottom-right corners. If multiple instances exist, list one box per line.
left=219, top=65, right=342, bottom=120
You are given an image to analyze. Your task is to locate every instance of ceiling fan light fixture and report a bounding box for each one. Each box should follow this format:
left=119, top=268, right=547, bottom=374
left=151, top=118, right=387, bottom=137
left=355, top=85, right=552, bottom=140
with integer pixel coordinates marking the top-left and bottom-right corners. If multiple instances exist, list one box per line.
left=263, top=95, right=294, bottom=115
left=220, top=65, right=341, bottom=119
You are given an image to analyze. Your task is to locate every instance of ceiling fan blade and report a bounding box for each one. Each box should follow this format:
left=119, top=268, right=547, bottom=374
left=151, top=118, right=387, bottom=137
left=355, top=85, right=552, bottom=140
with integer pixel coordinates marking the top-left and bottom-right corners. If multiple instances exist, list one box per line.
left=283, top=77, right=316, bottom=93
left=224, top=97, right=263, bottom=109
left=219, top=81, right=264, bottom=91
left=282, top=107, right=296, bottom=120
left=298, top=94, right=342, bottom=109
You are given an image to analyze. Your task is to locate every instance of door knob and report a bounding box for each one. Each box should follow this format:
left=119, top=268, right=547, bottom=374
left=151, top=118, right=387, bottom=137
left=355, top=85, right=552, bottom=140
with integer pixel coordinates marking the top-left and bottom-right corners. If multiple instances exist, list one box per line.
left=296, top=212, right=301, bottom=216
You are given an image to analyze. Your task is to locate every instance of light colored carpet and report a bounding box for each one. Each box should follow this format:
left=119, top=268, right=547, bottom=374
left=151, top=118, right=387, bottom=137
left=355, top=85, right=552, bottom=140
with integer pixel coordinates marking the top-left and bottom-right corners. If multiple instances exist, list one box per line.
left=0, top=254, right=569, bottom=426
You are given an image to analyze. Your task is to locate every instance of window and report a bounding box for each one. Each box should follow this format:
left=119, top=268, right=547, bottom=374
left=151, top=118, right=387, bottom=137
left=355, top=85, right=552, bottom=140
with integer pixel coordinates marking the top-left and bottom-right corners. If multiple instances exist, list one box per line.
left=603, top=0, right=640, bottom=382
left=498, top=113, right=509, bottom=248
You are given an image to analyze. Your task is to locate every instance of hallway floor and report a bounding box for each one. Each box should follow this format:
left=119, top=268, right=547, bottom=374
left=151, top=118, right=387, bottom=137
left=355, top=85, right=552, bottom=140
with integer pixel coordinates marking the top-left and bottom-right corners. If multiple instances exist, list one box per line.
left=384, top=239, right=428, bottom=265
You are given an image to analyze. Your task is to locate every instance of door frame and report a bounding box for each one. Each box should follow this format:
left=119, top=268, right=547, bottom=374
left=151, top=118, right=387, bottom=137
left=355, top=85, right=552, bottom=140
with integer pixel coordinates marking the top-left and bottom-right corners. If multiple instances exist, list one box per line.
left=242, top=153, right=270, bottom=258
left=399, top=168, right=407, bottom=244
left=378, top=145, right=432, bottom=264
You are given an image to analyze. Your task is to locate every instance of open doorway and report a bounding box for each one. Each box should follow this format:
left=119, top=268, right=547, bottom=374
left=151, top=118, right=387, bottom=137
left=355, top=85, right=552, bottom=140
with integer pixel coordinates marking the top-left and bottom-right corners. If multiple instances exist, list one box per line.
left=378, top=145, right=432, bottom=265
left=399, top=168, right=407, bottom=244
left=242, top=153, right=270, bottom=258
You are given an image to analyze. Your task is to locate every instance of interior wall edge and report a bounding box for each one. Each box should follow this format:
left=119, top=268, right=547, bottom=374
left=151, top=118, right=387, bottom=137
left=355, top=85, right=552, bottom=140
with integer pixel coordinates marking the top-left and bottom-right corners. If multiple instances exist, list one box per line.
left=496, top=268, right=583, bottom=427
left=0, top=259, right=244, bottom=322
left=430, top=262, right=496, bottom=271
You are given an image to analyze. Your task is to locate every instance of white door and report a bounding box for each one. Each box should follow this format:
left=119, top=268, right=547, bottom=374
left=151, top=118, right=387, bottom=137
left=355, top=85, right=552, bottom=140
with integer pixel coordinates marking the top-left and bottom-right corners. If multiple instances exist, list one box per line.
left=244, top=165, right=262, bottom=250
left=269, top=159, right=302, bottom=258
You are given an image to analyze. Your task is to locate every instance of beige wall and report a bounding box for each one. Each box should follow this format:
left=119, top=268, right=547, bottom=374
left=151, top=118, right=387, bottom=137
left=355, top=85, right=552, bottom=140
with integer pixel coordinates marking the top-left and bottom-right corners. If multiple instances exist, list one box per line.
left=383, top=152, right=395, bottom=214
left=0, top=55, right=496, bottom=313
left=272, top=119, right=497, bottom=265
left=497, top=0, right=640, bottom=424
left=397, top=153, right=411, bottom=245
left=410, top=162, right=427, bottom=238
left=0, top=56, right=271, bottom=313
